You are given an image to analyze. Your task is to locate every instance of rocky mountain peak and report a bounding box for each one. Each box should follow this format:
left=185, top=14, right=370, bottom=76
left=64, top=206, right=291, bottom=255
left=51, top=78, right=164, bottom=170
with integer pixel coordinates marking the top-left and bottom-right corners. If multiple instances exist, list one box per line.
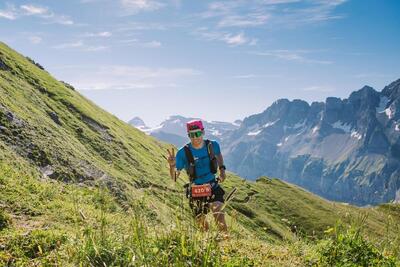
left=348, top=85, right=379, bottom=104
left=382, top=78, right=400, bottom=100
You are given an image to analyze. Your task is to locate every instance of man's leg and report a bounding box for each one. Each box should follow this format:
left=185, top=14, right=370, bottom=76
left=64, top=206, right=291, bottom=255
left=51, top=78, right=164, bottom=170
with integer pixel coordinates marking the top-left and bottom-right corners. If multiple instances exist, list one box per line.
left=195, top=214, right=209, bottom=231
left=210, top=201, right=228, bottom=233
left=192, top=199, right=209, bottom=231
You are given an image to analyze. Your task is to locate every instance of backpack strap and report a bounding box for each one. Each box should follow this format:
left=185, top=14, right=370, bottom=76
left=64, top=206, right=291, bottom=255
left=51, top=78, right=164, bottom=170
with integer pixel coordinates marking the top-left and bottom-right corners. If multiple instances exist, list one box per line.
left=206, top=139, right=219, bottom=174
left=206, top=139, right=215, bottom=159
left=184, top=143, right=196, bottom=181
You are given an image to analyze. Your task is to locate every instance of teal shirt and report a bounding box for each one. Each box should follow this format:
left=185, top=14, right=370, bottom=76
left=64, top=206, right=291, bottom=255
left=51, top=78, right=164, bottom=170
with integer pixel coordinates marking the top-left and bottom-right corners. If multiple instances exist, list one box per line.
left=176, top=140, right=221, bottom=184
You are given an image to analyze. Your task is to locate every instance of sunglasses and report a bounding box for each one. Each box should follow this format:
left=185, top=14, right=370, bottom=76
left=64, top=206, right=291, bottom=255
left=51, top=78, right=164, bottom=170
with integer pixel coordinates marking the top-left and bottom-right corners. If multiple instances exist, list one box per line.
left=188, top=131, right=203, bottom=138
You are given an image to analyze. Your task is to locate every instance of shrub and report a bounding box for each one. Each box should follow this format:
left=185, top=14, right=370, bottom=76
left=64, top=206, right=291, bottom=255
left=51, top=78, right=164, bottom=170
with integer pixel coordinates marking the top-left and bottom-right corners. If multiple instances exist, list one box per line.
left=25, top=57, right=45, bottom=70
left=315, top=217, right=397, bottom=267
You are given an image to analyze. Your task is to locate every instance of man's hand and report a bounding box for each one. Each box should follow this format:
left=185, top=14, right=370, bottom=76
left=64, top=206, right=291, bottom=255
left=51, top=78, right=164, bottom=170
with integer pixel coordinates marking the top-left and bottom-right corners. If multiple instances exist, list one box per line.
left=167, top=148, right=176, bottom=167
left=219, top=169, right=226, bottom=183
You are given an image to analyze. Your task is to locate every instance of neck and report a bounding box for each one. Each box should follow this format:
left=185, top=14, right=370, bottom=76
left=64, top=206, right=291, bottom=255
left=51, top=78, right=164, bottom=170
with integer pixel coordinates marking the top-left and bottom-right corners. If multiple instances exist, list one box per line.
left=192, top=140, right=204, bottom=149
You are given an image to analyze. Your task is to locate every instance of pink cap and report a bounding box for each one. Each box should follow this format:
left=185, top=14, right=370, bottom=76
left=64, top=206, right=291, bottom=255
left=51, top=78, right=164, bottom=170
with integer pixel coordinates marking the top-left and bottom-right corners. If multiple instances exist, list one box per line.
left=186, top=120, right=204, bottom=132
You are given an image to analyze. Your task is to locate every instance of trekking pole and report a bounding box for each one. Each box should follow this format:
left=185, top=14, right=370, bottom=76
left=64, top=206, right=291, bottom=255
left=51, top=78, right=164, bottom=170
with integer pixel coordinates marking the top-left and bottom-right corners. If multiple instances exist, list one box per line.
left=221, top=187, right=237, bottom=211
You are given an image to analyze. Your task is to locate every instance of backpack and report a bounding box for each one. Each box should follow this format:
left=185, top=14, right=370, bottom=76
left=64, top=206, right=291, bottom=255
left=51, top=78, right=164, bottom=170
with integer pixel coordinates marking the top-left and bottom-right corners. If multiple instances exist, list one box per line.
left=183, top=139, right=218, bottom=182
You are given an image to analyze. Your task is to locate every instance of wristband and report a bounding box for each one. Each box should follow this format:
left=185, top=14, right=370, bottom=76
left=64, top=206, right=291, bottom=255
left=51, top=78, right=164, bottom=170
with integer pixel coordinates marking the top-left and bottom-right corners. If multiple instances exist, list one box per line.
left=219, top=165, right=226, bottom=171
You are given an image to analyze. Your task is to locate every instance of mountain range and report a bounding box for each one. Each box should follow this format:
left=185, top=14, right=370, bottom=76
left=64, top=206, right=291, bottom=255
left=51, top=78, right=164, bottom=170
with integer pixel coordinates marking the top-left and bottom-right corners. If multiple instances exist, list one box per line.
left=130, top=79, right=400, bottom=206
left=223, top=80, right=400, bottom=206
left=129, top=115, right=241, bottom=147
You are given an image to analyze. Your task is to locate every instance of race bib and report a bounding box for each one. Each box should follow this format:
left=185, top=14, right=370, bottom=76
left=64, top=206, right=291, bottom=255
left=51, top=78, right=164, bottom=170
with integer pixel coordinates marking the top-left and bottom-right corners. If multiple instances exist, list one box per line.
left=191, top=184, right=212, bottom=198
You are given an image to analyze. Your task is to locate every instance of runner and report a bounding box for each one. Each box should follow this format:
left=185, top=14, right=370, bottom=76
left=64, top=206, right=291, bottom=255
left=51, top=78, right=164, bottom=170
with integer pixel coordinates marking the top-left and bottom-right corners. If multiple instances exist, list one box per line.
left=167, top=120, right=228, bottom=236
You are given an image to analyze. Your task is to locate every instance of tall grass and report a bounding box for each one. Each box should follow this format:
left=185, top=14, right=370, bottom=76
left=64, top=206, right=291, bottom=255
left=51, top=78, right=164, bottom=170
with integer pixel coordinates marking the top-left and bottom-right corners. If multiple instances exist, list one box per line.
left=1, top=162, right=399, bottom=266
left=311, top=213, right=397, bottom=266
left=65, top=187, right=254, bottom=266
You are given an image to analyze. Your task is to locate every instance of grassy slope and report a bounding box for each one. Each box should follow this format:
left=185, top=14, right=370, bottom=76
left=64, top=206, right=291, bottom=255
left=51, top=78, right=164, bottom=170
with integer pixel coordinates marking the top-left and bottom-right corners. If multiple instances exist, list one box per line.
left=0, top=42, right=399, bottom=266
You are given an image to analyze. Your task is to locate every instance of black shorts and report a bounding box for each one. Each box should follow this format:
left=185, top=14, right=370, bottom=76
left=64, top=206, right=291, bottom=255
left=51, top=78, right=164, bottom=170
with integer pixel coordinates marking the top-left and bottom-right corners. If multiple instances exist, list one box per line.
left=189, top=185, right=225, bottom=217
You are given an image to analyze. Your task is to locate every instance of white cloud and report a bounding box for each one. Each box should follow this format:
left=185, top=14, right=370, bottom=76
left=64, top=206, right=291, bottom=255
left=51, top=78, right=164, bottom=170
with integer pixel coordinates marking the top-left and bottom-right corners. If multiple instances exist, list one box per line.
left=118, top=38, right=139, bottom=44
left=223, top=32, right=248, bottom=45
left=0, top=10, right=16, bottom=20
left=98, top=31, right=112, bottom=37
left=274, top=0, right=348, bottom=25
left=46, top=15, right=74, bottom=25
left=0, top=4, right=74, bottom=25
left=234, top=74, right=259, bottom=79
left=0, top=4, right=17, bottom=20
left=120, top=0, right=165, bottom=13
left=195, top=29, right=257, bottom=46
left=117, top=39, right=162, bottom=48
left=84, top=31, right=113, bottom=37
left=142, top=40, right=162, bottom=48
left=20, top=4, right=48, bottom=15
left=251, top=50, right=332, bottom=64
left=53, top=40, right=109, bottom=52
left=217, top=13, right=270, bottom=28
left=194, top=0, right=348, bottom=47
left=261, top=0, right=301, bottom=4
left=55, top=65, right=202, bottom=91
left=104, top=66, right=201, bottom=78
left=200, top=1, right=242, bottom=19
left=84, top=45, right=109, bottom=51
left=115, top=22, right=167, bottom=31
left=53, top=41, right=84, bottom=49
left=29, top=36, right=42, bottom=44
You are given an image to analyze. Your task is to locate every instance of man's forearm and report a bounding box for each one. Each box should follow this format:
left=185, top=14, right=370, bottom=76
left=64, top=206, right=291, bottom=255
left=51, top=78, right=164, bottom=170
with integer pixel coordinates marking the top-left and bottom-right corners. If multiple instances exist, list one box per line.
left=216, top=154, right=226, bottom=180
left=169, top=164, right=176, bottom=180
left=216, top=154, right=225, bottom=169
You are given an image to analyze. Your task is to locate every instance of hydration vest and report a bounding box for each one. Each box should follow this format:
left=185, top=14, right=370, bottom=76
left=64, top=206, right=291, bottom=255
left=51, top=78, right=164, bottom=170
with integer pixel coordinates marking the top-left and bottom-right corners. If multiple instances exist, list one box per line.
left=183, top=140, right=218, bottom=182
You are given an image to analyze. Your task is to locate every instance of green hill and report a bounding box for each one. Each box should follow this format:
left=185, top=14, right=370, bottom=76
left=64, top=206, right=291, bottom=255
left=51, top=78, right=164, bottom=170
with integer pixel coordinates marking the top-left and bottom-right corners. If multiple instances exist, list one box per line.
left=0, top=42, right=399, bottom=266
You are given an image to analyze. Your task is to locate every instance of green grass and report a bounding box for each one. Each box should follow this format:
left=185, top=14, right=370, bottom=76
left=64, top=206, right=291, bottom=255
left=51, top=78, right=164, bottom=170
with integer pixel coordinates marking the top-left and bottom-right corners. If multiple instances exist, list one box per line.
left=312, top=214, right=398, bottom=266
left=1, top=41, right=400, bottom=266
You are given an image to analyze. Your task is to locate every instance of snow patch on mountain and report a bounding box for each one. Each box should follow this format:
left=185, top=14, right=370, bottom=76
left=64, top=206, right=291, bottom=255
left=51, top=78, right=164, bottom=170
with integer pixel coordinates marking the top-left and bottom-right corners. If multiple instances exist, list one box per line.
left=263, top=119, right=279, bottom=128
left=351, top=131, right=363, bottom=140
left=210, top=129, right=222, bottom=136
left=385, top=106, right=395, bottom=119
left=293, top=120, right=306, bottom=129
left=248, top=129, right=262, bottom=136
left=395, top=123, right=400, bottom=132
left=247, top=120, right=280, bottom=136
left=376, top=96, right=389, bottom=113
left=332, top=121, right=352, bottom=133
left=395, top=189, right=400, bottom=203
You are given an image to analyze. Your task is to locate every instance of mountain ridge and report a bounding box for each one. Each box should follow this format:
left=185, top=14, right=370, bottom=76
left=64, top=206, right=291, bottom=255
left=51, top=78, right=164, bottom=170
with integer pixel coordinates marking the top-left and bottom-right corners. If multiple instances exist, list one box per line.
left=128, top=114, right=241, bottom=147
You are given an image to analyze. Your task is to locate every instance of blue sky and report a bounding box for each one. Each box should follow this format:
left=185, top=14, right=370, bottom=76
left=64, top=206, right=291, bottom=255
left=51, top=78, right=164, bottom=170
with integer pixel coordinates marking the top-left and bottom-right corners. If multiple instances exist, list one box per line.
left=1, top=0, right=399, bottom=127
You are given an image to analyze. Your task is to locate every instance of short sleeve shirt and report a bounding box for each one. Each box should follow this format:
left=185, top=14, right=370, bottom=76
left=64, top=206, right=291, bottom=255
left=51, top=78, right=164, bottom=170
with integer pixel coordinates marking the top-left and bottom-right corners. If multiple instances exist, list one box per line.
left=176, top=140, right=221, bottom=185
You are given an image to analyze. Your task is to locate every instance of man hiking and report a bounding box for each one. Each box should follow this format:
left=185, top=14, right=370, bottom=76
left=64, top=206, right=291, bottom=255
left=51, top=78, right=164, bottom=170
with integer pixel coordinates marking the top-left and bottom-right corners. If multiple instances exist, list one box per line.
left=167, top=120, right=228, bottom=237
